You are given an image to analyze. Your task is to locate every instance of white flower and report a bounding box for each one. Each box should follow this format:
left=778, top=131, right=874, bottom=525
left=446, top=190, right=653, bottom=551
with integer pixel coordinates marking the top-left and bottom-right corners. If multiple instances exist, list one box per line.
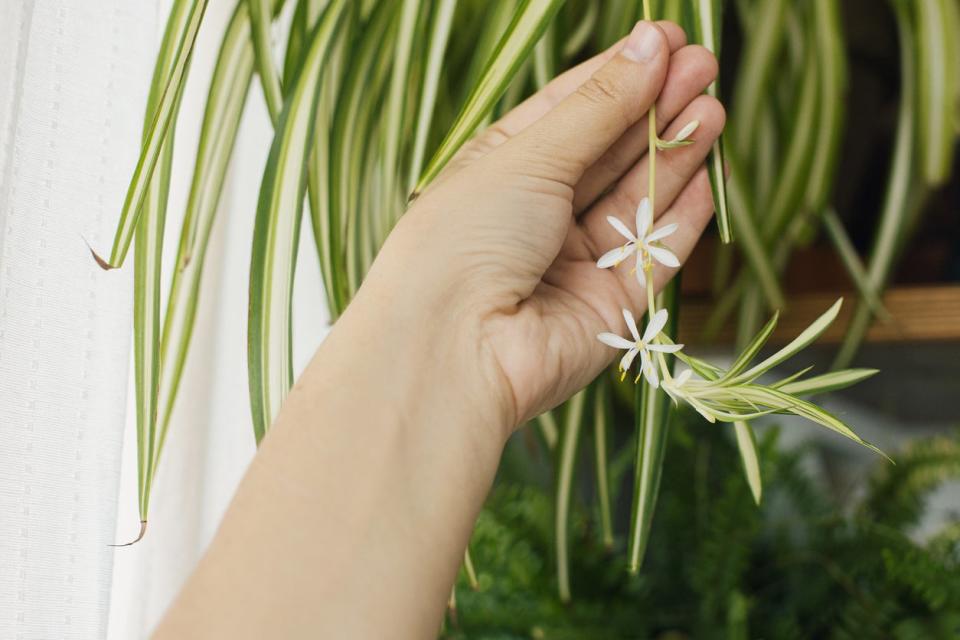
left=597, top=308, right=683, bottom=388
left=596, top=197, right=681, bottom=286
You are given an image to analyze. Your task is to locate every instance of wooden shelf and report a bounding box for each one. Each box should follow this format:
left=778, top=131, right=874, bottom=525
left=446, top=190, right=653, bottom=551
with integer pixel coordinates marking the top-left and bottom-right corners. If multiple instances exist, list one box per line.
left=679, top=285, right=960, bottom=345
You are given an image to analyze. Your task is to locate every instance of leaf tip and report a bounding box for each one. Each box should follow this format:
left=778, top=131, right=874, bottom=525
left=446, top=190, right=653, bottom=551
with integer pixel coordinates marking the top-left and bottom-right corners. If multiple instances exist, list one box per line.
left=82, top=236, right=117, bottom=271
left=109, top=520, right=147, bottom=547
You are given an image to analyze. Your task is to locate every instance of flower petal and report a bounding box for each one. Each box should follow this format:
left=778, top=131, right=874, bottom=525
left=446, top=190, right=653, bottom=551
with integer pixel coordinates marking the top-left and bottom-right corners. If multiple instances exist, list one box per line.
left=673, top=119, right=700, bottom=142
left=675, top=368, right=693, bottom=386
left=643, top=308, right=669, bottom=342
left=635, top=197, right=652, bottom=236
left=620, top=347, right=639, bottom=372
left=645, top=222, right=678, bottom=243
left=597, top=244, right=635, bottom=268
left=606, top=216, right=637, bottom=242
left=622, top=308, right=641, bottom=341
left=640, top=351, right=659, bottom=388
left=647, top=245, right=680, bottom=268
left=648, top=342, right=684, bottom=354
left=597, top=332, right=635, bottom=349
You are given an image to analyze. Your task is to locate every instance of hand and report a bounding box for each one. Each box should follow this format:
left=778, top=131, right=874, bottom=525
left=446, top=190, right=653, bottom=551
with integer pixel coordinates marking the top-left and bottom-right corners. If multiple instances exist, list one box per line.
left=361, top=20, right=725, bottom=430
left=156, top=22, right=727, bottom=639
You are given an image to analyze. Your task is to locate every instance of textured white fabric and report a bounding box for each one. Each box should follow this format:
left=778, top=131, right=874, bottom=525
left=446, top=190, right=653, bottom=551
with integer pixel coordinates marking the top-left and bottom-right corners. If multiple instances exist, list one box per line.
left=0, top=1, right=156, bottom=638
left=1, top=1, right=331, bottom=638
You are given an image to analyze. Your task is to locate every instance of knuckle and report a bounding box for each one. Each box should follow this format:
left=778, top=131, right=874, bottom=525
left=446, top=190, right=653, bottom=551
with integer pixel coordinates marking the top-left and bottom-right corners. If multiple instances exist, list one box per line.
left=576, top=74, right=633, bottom=127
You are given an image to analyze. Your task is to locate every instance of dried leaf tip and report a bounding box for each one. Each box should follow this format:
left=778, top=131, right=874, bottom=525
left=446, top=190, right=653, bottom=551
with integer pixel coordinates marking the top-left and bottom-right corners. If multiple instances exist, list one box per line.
left=110, top=520, right=147, bottom=547
left=82, top=236, right=116, bottom=271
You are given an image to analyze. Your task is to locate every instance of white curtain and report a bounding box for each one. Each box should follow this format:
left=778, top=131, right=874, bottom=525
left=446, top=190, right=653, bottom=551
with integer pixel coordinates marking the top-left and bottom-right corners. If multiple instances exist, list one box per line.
left=0, top=2, right=330, bottom=638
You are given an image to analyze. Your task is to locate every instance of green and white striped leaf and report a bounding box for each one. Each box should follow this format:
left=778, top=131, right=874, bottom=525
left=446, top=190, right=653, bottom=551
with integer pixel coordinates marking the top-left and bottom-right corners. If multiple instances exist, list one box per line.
left=778, top=368, right=879, bottom=396
left=593, top=378, right=614, bottom=549
left=248, top=0, right=286, bottom=124
left=126, top=0, right=198, bottom=540
left=736, top=385, right=886, bottom=458
left=556, top=388, right=586, bottom=603
left=248, top=0, right=349, bottom=442
left=730, top=0, right=786, bottom=159
left=155, top=3, right=257, bottom=477
left=408, top=0, right=459, bottom=192
left=379, top=0, right=424, bottom=235
left=688, top=0, right=732, bottom=243
left=331, top=2, right=397, bottom=309
left=721, top=311, right=780, bottom=382
left=627, top=282, right=679, bottom=574
left=731, top=299, right=842, bottom=385
left=725, top=154, right=786, bottom=310
left=734, top=421, right=762, bottom=504
left=822, top=209, right=892, bottom=321
left=835, top=0, right=917, bottom=368
left=915, top=0, right=956, bottom=185
left=413, top=0, right=565, bottom=194
left=94, top=0, right=208, bottom=270
left=804, top=0, right=847, bottom=212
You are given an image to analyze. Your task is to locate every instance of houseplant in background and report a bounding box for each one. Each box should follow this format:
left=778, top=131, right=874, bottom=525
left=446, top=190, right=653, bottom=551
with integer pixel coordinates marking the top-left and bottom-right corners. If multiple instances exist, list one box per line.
left=94, top=0, right=960, bottom=633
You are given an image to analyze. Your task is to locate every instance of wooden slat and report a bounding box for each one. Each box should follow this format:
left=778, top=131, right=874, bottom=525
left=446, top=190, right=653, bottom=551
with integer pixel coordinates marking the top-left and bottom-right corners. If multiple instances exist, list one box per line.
left=680, top=285, right=960, bottom=345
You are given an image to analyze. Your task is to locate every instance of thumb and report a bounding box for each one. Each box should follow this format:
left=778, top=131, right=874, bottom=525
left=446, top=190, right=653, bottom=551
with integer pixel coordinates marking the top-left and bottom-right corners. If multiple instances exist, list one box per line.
left=499, top=21, right=670, bottom=187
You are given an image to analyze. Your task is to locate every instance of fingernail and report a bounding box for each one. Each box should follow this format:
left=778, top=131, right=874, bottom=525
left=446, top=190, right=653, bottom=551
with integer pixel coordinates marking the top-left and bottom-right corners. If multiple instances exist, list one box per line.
left=622, top=21, right=662, bottom=62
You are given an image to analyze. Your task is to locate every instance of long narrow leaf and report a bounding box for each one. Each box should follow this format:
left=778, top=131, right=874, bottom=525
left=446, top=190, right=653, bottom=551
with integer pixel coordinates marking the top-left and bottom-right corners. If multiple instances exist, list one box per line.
left=725, top=154, right=786, bottom=310
left=627, top=281, right=679, bottom=574
left=379, top=0, right=423, bottom=237
left=822, top=208, right=892, bottom=321
left=408, top=0, right=459, bottom=193
left=556, top=388, right=586, bottom=602
left=332, top=3, right=398, bottom=308
left=155, top=3, right=257, bottom=470
left=689, top=0, right=732, bottom=243
left=915, top=0, right=956, bottom=185
left=732, top=298, right=843, bottom=385
left=413, top=0, right=565, bottom=194
left=248, top=0, right=286, bottom=124
left=730, top=0, right=786, bottom=159
left=834, top=1, right=917, bottom=368
left=804, top=0, right=847, bottom=212
left=94, top=0, right=208, bottom=270
left=593, top=379, right=614, bottom=550
left=720, top=311, right=780, bottom=382
left=125, top=0, right=198, bottom=542
left=734, top=421, right=762, bottom=504
left=248, top=0, right=349, bottom=442
left=778, top=368, right=879, bottom=396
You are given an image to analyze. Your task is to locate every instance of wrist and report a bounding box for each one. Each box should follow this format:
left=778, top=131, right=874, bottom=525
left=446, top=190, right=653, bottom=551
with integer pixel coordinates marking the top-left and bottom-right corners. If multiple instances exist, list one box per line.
left=323, top=259, right=516, bottom=450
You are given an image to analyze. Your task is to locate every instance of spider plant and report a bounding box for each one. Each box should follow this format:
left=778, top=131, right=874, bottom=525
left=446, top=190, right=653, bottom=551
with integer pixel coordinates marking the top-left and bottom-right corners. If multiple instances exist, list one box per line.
left=99, top=0, right=959, bottom=606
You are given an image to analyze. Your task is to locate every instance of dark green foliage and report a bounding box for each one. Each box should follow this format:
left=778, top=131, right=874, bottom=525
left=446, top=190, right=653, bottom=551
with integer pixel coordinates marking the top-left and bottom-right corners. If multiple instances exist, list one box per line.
left=443, top=416, right=960, bottom=639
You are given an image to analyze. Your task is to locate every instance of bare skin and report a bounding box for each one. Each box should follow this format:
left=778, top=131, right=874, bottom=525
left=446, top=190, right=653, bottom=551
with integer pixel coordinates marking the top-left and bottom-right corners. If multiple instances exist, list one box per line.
left=154, top=21, right=725, bottom=639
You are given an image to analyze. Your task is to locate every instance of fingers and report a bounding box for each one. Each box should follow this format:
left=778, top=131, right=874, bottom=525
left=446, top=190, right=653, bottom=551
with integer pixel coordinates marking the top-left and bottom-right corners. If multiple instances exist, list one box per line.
left=580, top=94, right=726, bottom=255
left=441, top=22, right=687, bottom=179
left=493, top=22, right=686, bottom=138
left=572, top=45, right=719, bottom=214
left=491, top=21, right=671, bottom=188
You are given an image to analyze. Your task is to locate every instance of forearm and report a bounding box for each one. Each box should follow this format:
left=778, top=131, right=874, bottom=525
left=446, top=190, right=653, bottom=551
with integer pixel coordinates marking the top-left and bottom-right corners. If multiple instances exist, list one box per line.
left=154, top=269, right=510, bottom=639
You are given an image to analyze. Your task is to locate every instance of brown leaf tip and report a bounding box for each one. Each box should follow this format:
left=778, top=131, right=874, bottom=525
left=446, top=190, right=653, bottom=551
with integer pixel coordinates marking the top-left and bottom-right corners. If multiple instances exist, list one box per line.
left=110, top=520, right=147, bottom=547
left=81, top=236, right=117, bottom=271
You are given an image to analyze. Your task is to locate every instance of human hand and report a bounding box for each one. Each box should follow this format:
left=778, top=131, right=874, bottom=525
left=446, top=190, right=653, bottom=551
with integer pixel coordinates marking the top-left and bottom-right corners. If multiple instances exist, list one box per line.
left=353, top=20, right=725, bottom=434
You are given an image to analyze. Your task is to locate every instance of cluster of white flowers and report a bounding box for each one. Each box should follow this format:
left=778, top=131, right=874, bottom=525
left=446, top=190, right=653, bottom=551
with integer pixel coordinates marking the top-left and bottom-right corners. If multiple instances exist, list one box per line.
left=593, top=123, right=690, bottom=394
